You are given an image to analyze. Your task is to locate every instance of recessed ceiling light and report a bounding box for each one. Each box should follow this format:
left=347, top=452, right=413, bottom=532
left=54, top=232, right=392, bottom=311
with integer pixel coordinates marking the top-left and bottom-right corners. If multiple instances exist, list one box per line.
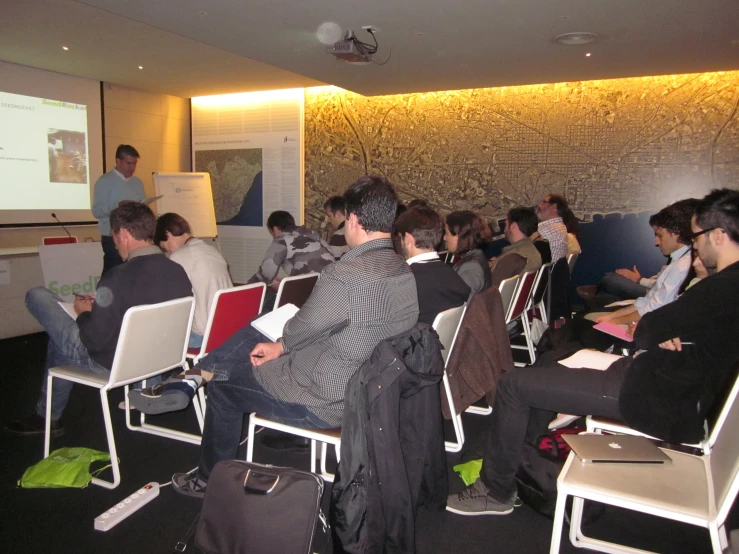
left=199, top=11, right=207, bottom=16
left=585, top=52, right=592, bottom=57
left=62, top=46, right=69, bottom=51
left=415, top=32, right=423, bottom=36
left=138, top=65, right=143, bottom=70
left=554, top=32, right=597, bottom=45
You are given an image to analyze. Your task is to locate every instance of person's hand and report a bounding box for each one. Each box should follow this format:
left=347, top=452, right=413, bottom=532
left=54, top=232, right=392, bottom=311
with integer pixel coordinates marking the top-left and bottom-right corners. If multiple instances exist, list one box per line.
left=595, top=313, right=614, bottom=323
left=615, top=266, right=641, bottom=282
left=626, top=321, right=639, bottom=338
left=488, top=256, right=498, bottom=267
left=73, top=295, right=94, bottom=315
left=250, top=341, right=284, bottom=366
left=659, top=338, right=682, bottom=352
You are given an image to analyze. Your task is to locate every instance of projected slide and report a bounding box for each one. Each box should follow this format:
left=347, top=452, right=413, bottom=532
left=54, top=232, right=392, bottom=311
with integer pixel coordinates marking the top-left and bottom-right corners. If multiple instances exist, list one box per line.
left=0, top=91, right=91, bottom=210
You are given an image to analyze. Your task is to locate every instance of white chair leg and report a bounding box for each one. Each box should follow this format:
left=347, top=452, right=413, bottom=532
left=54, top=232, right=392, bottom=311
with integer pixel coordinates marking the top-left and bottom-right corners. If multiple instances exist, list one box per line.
left=709, top=522, right=726, bottom=554
left=443, top=372, right=465, bottom=452
left=465, top=405, right=492, bottom=416
left=549, top=490, right=568, bottom=553
left=310, top=440, right=317, bottom=473
left=569, top=496, right=586, bottom=546
left=245, top=414, right=257, bottom=462
left=44, top=374, right=54, bottom=457
left=92, top=389, right=121, bottom=489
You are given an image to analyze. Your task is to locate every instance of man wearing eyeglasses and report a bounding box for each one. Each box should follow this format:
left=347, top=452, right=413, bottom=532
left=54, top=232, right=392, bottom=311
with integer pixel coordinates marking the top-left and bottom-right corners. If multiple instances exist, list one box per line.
left=447, top=189, right=739, bottom=517
left=594, top=198, right=698, bottom=326
left=534, top=194, right=570, bottom=262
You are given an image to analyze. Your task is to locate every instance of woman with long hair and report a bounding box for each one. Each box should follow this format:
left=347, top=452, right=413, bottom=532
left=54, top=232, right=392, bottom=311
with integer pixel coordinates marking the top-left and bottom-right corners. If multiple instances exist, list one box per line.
left=444, top=210, right=492, bottom=297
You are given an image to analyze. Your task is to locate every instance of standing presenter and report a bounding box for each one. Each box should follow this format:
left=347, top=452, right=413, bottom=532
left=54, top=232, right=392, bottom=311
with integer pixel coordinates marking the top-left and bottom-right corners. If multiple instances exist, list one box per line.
left=92, top=144, right=145, bottom=274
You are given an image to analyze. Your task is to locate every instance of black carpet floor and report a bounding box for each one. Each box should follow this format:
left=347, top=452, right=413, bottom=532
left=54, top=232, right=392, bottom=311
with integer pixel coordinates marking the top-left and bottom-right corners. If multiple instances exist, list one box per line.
left=1, top=333, right=728, bottom=553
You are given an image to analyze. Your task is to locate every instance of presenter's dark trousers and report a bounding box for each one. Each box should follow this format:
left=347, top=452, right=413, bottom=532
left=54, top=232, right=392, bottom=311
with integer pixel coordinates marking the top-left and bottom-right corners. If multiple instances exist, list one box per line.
left=101, top=235, right=124, bottom=276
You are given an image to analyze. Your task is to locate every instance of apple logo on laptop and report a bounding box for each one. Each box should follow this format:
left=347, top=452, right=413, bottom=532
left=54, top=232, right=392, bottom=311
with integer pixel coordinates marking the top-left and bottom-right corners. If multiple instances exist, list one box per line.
left=608, top=442, right=622, bottom=449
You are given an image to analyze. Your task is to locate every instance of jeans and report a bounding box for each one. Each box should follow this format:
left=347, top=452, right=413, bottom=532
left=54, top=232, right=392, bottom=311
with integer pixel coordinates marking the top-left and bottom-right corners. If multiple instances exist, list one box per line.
left=195, top=324, right=329, bottom=479
left=26, top=287, right=109, bottom=420
left=481, top=357, right=629, bottom=501
left=101, top=235, right=123, bottom=277
left=188, top=332, right=204, bottom=349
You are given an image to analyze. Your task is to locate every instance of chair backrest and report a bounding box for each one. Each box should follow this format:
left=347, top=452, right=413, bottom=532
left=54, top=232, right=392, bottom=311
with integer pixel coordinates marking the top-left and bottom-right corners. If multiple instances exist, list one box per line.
left=490, top=253, right=527, bottom=288
left=431, top=304, right=467, bottom=365
left=567, top=253, right=578, bottom=275
left=530, top=263, right=552, bottom=307
left=506, top=270, right=536, bottom=322
left=274, top=273, right=319, bottom=310
left=108, top=297, right=195, bottom=386
left=498, top=275, right=520, bottom=319
left=708, top=366, right=739, bottom=522
left=201, top=283, right=266, bottom=354
left=42, top=236, right=78, bottom=245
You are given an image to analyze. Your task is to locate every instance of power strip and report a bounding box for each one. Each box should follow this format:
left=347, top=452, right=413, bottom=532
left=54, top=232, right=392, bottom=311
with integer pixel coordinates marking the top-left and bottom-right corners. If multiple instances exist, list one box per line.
left=94, top=482, right=160, bottom=531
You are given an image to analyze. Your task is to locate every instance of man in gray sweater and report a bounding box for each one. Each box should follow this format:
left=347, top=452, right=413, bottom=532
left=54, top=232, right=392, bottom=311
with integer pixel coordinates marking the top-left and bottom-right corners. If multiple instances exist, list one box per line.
left=92, top=144, right=145, bottom=275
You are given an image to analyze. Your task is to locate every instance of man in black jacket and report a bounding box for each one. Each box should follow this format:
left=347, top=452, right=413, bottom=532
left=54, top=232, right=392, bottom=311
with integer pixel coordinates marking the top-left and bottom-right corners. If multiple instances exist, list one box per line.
left=6, top=203, right=192, bottom=438
left=447, top=188, right=739, bottom=516
left=394, top=205, right=470, bottom=325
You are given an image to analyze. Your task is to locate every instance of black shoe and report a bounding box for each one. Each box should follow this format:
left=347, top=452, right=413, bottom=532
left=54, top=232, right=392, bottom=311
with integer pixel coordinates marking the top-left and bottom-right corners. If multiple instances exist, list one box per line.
left=5, top=414, right=64, bottom=438
left=260, top=433, right=310, bottom=451
left=172, top=469, right=207, bottom=499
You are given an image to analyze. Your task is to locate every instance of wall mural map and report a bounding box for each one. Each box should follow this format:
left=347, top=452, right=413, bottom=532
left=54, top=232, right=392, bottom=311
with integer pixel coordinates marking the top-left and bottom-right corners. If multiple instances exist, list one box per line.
left=304, top=72, right=739, bottom=228
left=194, top=148, right=263, bottom=226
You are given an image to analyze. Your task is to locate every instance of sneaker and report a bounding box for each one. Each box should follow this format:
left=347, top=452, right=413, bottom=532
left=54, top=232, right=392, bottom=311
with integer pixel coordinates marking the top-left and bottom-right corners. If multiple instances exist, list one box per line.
left=172, top=469, right=207, bottom=499
left=446, top=479, right=515, bottom=516
left=128, top=380, right=196, bottom=415
left=5, top=414, right=64, bottom=438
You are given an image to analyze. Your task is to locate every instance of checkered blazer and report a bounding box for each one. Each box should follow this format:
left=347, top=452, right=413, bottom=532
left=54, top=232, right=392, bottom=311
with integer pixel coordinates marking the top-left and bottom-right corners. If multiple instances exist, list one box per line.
left=253, top=238, right=419, bottom=426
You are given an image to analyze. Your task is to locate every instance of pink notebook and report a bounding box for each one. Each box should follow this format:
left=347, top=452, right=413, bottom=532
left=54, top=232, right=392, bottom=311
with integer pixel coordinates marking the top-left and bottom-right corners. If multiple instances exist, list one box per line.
left=593, top=321, right=634, bottom=343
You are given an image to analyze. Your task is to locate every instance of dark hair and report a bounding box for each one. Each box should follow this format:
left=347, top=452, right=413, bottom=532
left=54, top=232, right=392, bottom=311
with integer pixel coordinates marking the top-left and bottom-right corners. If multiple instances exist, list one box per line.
left=649, top=198, right=700, bottom=244
left=562, top=209, right=579, bottom=236
left=343, top=175, right=398, bottom=233
left=115, top=144, right=140, bottom=160
left=507, top=207, right=538, bottom=237
left=155, top=213, right=191, bottom=246
left=546, top=194, right=569, bottom=218
left=110, top=203, right=156, bottom=241
left=266, top=210, right=296, bottom=232
left=323, top=195, right=346, bottom=215
left=394, top=206, right=443, bottom=250
left=446, top=210, right=484, bottom=253
left=407, top=199, right=429, bottom=209
left=695, top=188, right=739, bottom=244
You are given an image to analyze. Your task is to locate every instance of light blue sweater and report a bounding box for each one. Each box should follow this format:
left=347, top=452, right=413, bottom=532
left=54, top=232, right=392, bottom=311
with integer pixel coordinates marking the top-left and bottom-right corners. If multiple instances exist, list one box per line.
left=91, top=170, right=145, bottom=235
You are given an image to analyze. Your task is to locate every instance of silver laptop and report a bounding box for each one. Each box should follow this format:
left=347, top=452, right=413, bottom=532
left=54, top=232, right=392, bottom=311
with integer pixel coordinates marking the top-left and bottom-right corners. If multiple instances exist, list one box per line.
left=563, top=434, right=672, bottom=464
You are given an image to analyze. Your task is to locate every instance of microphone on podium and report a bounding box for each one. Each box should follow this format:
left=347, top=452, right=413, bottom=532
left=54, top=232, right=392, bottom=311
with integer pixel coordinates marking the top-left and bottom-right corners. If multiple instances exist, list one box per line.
left=51, top=212, right=73, bottom=241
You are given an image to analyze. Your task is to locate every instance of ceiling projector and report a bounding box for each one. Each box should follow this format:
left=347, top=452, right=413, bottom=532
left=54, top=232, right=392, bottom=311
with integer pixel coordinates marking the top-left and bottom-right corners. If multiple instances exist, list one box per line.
left=327, top=29, right=377, bottom=63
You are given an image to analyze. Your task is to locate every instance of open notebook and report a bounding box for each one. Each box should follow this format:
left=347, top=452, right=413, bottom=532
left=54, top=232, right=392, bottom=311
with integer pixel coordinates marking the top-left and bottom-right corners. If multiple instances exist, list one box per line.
left=250, top=303, right=299, bottom=341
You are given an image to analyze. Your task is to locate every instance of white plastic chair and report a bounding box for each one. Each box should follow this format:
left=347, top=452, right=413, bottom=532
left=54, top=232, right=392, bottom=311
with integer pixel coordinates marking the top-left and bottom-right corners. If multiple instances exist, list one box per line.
left=550, top=370, right=739, bottom=554
left=44, top=297, right=196, bottom=489
left=506, top=270, right=537, bottom=366
left=433, top=305, right=469, bottom=452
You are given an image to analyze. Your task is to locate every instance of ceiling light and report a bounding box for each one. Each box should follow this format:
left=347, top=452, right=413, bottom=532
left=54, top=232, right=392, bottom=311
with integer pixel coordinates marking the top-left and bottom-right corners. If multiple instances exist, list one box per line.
left=585, top=52, right=592, bottom=57
left=62, top=46, right=69, bottom=51
left=554, top=32, right=597, bottom=46
left=138, top=65, right=143, bottom=70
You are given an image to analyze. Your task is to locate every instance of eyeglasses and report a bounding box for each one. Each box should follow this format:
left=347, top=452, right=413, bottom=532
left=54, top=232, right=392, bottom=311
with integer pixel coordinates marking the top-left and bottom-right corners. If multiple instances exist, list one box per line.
left=690, top=227, right=717, bottom=244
